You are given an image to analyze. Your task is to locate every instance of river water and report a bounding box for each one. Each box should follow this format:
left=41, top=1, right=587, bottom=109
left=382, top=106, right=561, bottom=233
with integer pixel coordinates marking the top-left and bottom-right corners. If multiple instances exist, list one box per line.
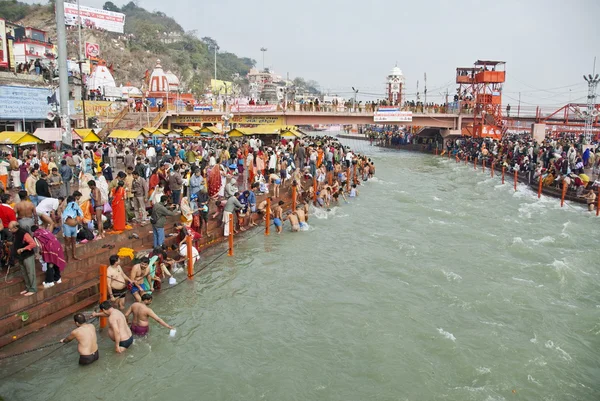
left=1, top=137, right=599, bottom=400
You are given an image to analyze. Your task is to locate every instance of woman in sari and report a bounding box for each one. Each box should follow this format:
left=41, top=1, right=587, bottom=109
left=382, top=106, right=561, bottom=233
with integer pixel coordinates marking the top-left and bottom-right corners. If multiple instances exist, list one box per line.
left=32, top=225, right=66, bottom=287
left=179, top=196, right=194, bottom=226
left=111, top=180, right=126, bottom=231
left=93, top=148, right=102, bottom=173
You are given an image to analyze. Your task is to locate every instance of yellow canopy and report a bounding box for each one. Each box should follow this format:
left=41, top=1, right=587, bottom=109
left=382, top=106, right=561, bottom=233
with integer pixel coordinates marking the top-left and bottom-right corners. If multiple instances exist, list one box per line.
left=74, top=129, right=101, bottom=143
left=108, top=130, right=146, bottom=139
left=139, top=127, right=155, bottom=135
left=199, top=126, right=221, bottom=135
left=181, top=126, right=202, bottom=136
left=0, top=131, right=44, bottom=145
left=280, top=128, right=303, bottom=138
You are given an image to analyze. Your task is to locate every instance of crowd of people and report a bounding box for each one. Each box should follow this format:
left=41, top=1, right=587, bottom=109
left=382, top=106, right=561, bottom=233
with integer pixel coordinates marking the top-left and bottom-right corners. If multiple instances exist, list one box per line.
left=1, top=132, right=374, bottom=365
left=373, top=128, right=600, bottom=210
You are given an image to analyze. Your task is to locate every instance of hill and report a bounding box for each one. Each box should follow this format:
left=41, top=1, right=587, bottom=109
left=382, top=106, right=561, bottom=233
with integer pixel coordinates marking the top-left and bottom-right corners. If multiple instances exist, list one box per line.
left=0, top=1, right=321, bottom=98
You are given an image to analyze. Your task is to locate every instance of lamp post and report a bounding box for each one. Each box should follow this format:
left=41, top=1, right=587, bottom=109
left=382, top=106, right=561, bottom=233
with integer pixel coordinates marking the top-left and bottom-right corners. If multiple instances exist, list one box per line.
left=352, top=87, right=359, bottom=112
left=260, top=47, right=267, bottom=71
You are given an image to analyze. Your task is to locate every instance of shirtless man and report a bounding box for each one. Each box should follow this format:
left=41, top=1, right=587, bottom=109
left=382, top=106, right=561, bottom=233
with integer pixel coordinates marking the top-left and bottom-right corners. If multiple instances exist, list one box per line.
left=287, top=212, right=300, bottom=232
left=257, top=197, right=272, bottom=220
left=129, top=257, right=150, bottom=302
left=92, top=301, right=133, bottom=353
left=107, top=255, right=134, bottom=310
left=273, top=200, right=284, bottom=234
left=60, top=313, right=99, bottom=365
left=269, top=172, right=281, bottom=198
left=125, top=294, right=174, bottom=336
left=14, top=190, right=36, bottom=233
left=295, top=205, right=309, bottom=230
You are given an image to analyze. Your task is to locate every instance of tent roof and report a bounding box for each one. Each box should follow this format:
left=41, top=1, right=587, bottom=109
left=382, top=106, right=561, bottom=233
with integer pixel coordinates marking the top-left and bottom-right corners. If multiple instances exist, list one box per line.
left=108, top=130, right=146, bottom=139
left=79, top=130, right=101, bottom=142
left=0, top=132, right=44, bottom=145
left=199, top=126, right=221, bottom=134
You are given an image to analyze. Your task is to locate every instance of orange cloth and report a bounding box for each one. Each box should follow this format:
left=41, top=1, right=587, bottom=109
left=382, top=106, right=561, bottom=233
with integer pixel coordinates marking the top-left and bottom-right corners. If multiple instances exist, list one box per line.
left=40, top=161, right=49, bottom=175
left=111, top=186, right=126, bottom=231
left=0, top=175, right=7, bottom=189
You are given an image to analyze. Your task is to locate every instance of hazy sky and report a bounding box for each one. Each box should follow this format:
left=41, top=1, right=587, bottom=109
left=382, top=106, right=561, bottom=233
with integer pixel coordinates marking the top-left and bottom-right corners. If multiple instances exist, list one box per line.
left=29, top=0, right=600, bottom=109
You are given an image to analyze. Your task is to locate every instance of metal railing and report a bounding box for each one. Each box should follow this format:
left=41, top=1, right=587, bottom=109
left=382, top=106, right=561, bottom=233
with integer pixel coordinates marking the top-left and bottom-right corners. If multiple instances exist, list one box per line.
left=98, top=106, right=129, bottom=137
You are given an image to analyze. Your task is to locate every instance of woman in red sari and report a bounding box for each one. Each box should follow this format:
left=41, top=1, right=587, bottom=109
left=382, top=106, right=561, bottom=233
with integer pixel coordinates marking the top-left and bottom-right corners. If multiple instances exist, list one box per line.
left=111, top=180, right=126, bottom=231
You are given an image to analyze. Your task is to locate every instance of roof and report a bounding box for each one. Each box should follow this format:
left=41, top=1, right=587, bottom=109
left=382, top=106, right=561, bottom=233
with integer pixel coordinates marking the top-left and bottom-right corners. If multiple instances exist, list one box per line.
left=280, top=128, right=303, bottom=138
left=74, top=129, right=101, bottom=143
left=199, top=126, right=221, bottom=134
left=475, top=60, right=505, bottom=66
left=33, top=128, right=67, bottom=143
left=108, top=130, right=146, bottom=139
left=0, top=132, right=44, bottom=145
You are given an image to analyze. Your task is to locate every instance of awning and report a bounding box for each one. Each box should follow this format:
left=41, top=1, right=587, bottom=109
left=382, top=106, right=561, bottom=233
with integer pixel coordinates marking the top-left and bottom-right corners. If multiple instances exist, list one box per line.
left=0, top=132, right=44, bottom=145
left=280, top=128, right=303, bottom=138
left=74, top=129, right=101, bottom=143
left=108, top=130, right=146, bottom=140
left=34, top=128, right=87, bottom=143
left=199, top=126, right=221, bottom=134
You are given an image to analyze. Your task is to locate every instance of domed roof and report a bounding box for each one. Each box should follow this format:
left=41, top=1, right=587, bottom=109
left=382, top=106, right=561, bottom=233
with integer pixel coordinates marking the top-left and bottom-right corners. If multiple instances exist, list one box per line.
left=88, top=65, right=116, bottom=90
left=149, top=59, right=169, bottom=93
left=166, top=70, right=179, bottom=92
left=389, top=66, right=403, bottom=77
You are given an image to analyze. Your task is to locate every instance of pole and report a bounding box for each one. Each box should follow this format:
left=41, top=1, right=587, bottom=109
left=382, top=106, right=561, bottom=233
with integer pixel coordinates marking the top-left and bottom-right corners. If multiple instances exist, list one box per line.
left=537, top=176, right=543, bottom=198
left=560, top=180, right=567, bottom=207
left=346, top=167, right=351, bottom=192
left=214, top=46, right=217, bottom=81
left=55, top=0, right=72, bottom=146
left=265, top=197, right=271, bottom=236
left=76, top=0, right=86, bottom=129
left=514, top=170, right=518, bottom=191
left=186, top=235, right=193, bottom=278
left=99, top=264, right=107, bottom=328
left=474, top=157, right=477, bottom=170
left=596, top=187, right=600, bottom=217
left=313, top=177, right=317, bottom=204
left=482, top=159, right=485, bottom=172
left=228, top=216, right=234, bottom=256
left=291, top=185, right=297, bottom=211
left=353, top=164, right=357, bottom=185
left=490, top=162, right=494, bottom=178
left=502, top=166, right=505, bottom=184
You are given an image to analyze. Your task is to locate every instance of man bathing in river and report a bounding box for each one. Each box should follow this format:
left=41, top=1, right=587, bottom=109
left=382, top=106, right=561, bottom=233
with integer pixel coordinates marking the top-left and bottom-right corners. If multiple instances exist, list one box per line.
left=91, top=300, right=133, bottom=353
left=129, top=257, right=151, bottom=302
left=273, top=200, right=284, bottom=234
left=295, top=205, right=309, bottom=230
left=60, top=313, right=99, bottom=365
left=125, top=294, right=174, bottom=336
left=108, top=255, right=135, bottom=310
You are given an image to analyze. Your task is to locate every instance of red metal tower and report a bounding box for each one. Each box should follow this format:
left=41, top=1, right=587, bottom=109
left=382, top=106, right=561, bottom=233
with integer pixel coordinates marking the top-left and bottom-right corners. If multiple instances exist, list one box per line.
left=456, top=60, right=506, bottom=139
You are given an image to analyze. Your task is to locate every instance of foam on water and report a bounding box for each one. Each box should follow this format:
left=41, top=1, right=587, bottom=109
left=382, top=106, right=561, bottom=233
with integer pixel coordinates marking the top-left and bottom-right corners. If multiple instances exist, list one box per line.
left=437, top=328, right=456, bottom=342
left=442, top=270, right=463, bottom=281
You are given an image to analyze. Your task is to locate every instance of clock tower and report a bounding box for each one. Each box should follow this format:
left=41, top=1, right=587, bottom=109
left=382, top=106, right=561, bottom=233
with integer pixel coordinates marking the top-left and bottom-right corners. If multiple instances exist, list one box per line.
left=387, top=66, right=404, bottom=106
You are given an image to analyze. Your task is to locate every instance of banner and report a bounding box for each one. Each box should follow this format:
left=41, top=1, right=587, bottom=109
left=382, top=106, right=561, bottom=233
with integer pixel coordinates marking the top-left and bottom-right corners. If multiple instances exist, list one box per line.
left=72, top=100, right=121, bottom=117
left=193, top=104, right=213, bottom=111
left=0, top=85, right=52, bottom=120
left=85, top=42, right=100, bottom=58
left=232, top=104, right=278, bottom=113
left=0, top=19, right=7, bottom=68
left=174, top=115, right=283, bottom=125
left=63, top=3, right=126, bottom=34
left=374, top=111, right=413, bottom=122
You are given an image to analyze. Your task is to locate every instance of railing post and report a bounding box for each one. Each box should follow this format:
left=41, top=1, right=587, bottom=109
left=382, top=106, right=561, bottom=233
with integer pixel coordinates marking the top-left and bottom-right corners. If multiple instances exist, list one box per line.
left=596, top=187, right=600, bottom=217
left=328, top=171, right=333, bottom=186
left=99, top=264, right=107, bottom=329
left=482, top=159, right=485, bottom=172
left=514, top=170, right=518, bottom=191
left=291, top=184, right=297, bottom=211
left=560, top=180, right=567, bottom=207
left=265, top=197, right=270, bottom=236
left=537, top=176, right=543, bottom=199
left=228, top=216, right=234, bottom=256
left=502, top=166, right=505, bottom=184
left=353, top=164, right=358, bottom=185
left=186, top=234, right=193, bottom=278
left=490, top=162, right=494, bottom=178
left=474, top=157, right=477, bottom=170
left=313, top=177, right=318, bottom=204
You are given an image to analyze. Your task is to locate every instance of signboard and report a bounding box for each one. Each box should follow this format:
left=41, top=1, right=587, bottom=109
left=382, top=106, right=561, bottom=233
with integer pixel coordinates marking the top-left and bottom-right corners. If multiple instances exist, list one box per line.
left=0, top=19, right=6, bottom=68
left=374, top=110, right=413, bottom=122
left=72, top=100, right=121, bottom=117
left=85, top=42, right=100, bottom=58
left=63, top=3, right=126, bottom=34
left=232, top=104, right=278, bottom=113
left=193, top=104, right=213, bottom=111
left=0, top=85, right=52, bottom=120
left=174, top=115, right=283, bottom=125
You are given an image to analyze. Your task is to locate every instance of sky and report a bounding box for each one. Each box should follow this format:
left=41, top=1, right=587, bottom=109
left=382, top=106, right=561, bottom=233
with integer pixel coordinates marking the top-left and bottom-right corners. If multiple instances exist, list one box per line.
left=27, top=0, right=600, bottom=110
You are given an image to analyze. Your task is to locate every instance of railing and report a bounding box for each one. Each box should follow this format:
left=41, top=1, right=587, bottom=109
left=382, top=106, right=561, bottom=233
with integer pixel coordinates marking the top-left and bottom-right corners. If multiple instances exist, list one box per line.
left=98, top=106, right=129, bottom=137
left=150, top=112, right=165, bottom=129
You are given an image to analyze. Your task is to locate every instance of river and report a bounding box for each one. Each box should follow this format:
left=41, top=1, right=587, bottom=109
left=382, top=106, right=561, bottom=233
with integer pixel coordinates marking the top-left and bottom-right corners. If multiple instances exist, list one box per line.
left=1, top=136, right=599, bottom=400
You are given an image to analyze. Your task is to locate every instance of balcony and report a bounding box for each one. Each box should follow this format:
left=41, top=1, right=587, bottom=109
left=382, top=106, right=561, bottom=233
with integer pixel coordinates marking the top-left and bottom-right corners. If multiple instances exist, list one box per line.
left=474, top=71, right=505, bottom=84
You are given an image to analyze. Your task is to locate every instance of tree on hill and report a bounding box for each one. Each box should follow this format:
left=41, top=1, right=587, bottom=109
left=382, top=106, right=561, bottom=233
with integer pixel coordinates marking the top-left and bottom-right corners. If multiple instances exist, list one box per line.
left=0, top=0, right=36, bottom=22
left=102, top=2, right=121, bottom=12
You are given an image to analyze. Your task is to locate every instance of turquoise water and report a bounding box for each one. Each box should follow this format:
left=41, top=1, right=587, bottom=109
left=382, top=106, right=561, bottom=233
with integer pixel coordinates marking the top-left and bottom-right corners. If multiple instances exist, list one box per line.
left=1, top=139, right=599, bottom=400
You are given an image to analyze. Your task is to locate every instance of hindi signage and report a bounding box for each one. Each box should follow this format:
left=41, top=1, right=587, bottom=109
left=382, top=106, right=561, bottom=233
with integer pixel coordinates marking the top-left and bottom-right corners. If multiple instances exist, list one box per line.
left=374, top=108, right=413, bottom=122
left=85, top=42, right=100, bottom=58
left=64, top=3, right=126, bottom=34
left=232, top=105, right=278, bottom=113
left=0, top=85, right=52, bottom=120
left=174, top=115, right=283, bottom=125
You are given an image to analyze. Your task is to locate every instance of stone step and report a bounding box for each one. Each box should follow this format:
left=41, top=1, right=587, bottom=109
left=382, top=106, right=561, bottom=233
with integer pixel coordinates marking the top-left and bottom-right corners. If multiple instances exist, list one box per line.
left=0, top=295, right=100, bottom=349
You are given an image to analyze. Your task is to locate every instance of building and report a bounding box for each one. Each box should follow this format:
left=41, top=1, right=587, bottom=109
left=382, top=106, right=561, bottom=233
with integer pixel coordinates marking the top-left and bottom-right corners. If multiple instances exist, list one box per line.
left=11, top=26, right=56, bottom=66
left=387, top=65, right=404, bottom=106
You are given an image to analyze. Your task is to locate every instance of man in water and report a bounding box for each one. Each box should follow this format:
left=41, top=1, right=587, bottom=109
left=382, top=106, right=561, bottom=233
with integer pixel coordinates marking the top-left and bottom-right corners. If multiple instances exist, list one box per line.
left=287, top=211, right=300, bottom=232
left=107, top=255, right=135, bottom=310
left=60, top=313, right=99, bottom=365
left=273, top=200, right=284, bottom=234
left=129, top=257, right=150, bottom=302
left=91, top=300, right=133, bottom=353
left=125, top=294, right=174, bottom=336
left=295, top=205, right=309, bottom=230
